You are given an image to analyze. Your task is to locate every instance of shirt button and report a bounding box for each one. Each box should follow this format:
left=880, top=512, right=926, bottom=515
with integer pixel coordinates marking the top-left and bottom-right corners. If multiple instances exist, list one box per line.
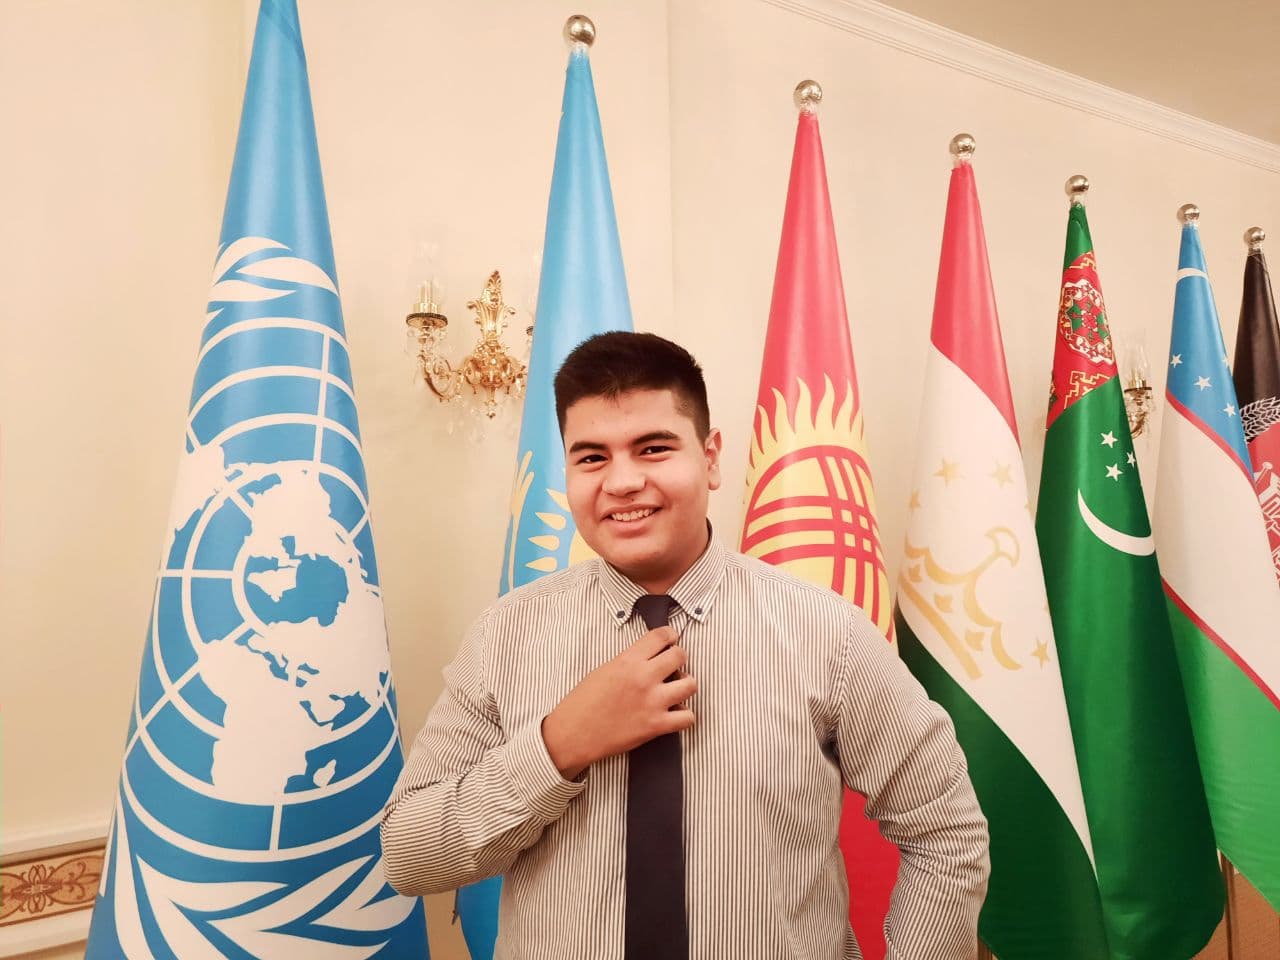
left=694, top=607, right=703, bottom=616
left=616, top=610, right=625, bottom=619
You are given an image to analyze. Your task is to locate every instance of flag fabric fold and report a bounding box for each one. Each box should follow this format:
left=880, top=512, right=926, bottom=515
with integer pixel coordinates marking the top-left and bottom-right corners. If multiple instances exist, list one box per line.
left=739, top=107, right=897, bottom=960
left=896, top=157, right=1107, bottom=959
left=84, top=2, right=428, bottom=957
left=1233, top=240, right=1280, bottom=580
left=1155, top=220, right=1280, bottom=911
left=458, top=40, right=633, bottom=959
left=1034, top=201, right=1223, bottom=959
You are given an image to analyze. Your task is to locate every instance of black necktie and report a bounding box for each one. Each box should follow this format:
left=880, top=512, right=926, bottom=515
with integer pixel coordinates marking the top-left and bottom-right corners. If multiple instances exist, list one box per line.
left=625, top=594, right=689, bottom=959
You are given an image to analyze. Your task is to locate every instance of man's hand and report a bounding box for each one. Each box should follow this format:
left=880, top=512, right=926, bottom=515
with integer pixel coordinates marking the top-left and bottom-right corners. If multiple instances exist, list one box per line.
left=541, top=626, right=697, bottom=780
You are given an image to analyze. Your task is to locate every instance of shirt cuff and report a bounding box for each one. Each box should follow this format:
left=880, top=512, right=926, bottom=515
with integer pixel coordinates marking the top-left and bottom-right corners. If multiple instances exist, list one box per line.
left=498, top=722, right=587, bottom=822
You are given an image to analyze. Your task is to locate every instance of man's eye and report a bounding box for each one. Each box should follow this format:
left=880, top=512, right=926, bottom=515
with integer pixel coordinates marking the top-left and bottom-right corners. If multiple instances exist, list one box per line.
left=576, top=454, right=605, bottom=465
left=641, top=445, right=672, bottom=455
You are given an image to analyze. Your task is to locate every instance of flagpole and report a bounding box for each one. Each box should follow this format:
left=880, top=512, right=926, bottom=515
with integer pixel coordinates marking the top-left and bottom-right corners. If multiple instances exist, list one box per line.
left=1220, top=853, right=1237, bottom=959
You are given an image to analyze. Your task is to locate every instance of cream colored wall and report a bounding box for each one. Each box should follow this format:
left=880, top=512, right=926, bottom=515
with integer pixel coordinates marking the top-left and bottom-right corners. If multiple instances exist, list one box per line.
left=3, top=1, right=1278, bottom=959
left=0, top=0, right=243, bottom=851
left=672, top=0, right=1280, bottom=574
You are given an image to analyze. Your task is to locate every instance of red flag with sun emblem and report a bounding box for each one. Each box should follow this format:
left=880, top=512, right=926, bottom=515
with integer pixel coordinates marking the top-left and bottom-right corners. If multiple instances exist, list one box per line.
left=740, top=98, right=897, bottom=959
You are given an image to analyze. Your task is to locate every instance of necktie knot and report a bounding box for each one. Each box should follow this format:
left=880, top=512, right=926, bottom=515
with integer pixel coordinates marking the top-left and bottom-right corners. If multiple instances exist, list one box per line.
left=633, top=594, right=675, bottom=629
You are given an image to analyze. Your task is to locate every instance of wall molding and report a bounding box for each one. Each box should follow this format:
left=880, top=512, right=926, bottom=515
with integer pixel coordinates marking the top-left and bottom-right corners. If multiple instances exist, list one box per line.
left=760, top=0, right=1280, bottom=174
left=0, top=820, right=108, bottom=957
left=1, top=819, right=109, bottom=860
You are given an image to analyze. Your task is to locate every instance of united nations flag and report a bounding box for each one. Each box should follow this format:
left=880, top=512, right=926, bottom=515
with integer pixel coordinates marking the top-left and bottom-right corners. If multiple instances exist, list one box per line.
left=83, top=2, right=429, bottom=957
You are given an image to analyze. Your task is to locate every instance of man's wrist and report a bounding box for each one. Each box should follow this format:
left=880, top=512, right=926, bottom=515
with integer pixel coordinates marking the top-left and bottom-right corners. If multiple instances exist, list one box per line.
left=541, top=709, right=588, bottom=781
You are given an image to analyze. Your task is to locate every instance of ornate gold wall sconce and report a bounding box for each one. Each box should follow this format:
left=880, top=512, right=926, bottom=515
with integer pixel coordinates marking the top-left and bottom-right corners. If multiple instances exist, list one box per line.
left=405, top=270, right=531, bottom=419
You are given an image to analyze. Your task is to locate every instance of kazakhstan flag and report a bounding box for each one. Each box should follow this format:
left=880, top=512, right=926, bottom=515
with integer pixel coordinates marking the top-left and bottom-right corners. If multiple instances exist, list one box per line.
left=456, top=31, right=634, bottom=960
left=83, top=2, right=428, bottom=957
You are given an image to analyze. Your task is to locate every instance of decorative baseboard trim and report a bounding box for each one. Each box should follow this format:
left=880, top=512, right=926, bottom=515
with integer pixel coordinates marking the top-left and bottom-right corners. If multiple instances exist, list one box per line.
left=0, top=822, right=108, bottom=957
left=759, top=0, right=1280, bottom=174
left=1, top=820, right=109, bottom=860
left=0, top=848, right=103, bottom=928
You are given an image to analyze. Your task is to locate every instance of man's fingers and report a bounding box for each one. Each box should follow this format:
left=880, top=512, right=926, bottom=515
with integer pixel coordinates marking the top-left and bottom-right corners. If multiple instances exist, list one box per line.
left=632, top=625, right=677, bottom=659
left=649, top=642, right=687, bottom=678
left=654, top=707, right=696, bottom=736
left=660, top=674, right=698, bottom=708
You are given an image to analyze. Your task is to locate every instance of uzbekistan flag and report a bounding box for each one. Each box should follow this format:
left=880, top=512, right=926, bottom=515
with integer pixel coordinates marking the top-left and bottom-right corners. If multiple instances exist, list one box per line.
left=1154, top=212, right=1280, bottom=911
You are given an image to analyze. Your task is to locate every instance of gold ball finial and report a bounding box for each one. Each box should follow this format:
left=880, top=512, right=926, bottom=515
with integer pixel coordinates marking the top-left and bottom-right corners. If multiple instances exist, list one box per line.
left=1177, top=203, right=1200, bottom=225
left=1245, top=226, right=1265, bottom=251
left=564, top=14, right=596, bottom=47
left=794, top=79, right=823, bottom=113
left=1065, top=175, right=1090, bottom=202
left=949, top=133, right=976, bottom=161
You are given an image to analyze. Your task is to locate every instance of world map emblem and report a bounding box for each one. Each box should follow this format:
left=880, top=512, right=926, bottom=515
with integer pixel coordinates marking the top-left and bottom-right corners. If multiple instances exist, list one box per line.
left=741, top=377, right=892, bottom=637
left=89, top=238, right=422, bottom=958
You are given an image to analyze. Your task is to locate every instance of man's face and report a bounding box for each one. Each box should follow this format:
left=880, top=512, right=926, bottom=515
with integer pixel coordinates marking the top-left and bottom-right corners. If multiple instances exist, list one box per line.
left=563, top=388, right=722, bottom=594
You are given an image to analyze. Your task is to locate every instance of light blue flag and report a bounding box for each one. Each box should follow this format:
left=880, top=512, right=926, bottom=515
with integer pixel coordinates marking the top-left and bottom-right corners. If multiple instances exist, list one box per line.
left=84, top=3, right=429, bottom=957
left=456, top=40, right=633, bottom=958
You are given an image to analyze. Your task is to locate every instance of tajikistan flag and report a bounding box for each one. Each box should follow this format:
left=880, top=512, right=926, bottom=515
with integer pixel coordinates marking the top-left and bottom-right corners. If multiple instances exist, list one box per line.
left=1154, top=212, right=1280, bottom=910
left=896, top=150, right=1106, bottom=958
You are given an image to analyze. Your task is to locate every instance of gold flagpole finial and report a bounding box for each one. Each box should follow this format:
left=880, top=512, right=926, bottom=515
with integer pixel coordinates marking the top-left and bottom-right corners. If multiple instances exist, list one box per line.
left=1065, top=175, right=1090, bottom=205
left=564, top=14, right=596, bottom=48
left=1245, top=226, right=1266, bottom=251
left=949, top=133, right=976, bottom=162
left=794, top=79, right=823, bottom=114
left=1177, top=203, right=1200, bottom=224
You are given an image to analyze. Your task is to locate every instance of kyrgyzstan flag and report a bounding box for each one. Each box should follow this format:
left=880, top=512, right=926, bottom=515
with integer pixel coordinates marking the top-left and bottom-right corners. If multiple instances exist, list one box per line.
left=739, top=88, right=897, bottom=959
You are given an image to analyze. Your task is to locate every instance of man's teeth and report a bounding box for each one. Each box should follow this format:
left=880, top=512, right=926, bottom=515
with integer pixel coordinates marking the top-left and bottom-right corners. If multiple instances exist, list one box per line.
left=611, top=508, right=655, bottom=522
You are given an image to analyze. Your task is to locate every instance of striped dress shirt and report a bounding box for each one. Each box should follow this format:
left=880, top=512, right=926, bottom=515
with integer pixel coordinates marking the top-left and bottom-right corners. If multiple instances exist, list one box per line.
left=382, top=535, right=989, bottom=959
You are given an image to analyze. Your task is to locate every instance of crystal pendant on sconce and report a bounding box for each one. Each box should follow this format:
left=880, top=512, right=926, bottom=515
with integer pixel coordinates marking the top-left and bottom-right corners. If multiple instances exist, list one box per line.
left=1122, top=343, right=1156, bottom=438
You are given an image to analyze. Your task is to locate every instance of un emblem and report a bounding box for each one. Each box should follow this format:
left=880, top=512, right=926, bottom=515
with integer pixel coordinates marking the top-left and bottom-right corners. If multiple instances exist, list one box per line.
left=89, top=238, right=422, bottom=958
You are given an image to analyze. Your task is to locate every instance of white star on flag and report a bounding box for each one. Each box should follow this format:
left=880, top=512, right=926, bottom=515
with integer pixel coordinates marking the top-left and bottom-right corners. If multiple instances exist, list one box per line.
left=1195, top=376, right=1212, bottom=390
left=1100, top=431, right=1118, bottom=447
left=1127, top=451, right=1136, bottom=466
left=1224, top=404, right=1236, bottom=417
left=1170, top=354, right=1183, bottom=367
left=1106, top=464, right=1123, bottom=480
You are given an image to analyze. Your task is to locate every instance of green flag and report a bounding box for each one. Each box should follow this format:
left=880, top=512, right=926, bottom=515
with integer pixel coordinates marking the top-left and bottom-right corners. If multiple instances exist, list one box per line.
left=1035, top=200, right=1223, bottom=959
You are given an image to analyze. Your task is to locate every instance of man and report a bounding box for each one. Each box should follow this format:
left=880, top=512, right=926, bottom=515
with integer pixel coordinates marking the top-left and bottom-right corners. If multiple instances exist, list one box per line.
left=382, top=332, right=990, bottom=959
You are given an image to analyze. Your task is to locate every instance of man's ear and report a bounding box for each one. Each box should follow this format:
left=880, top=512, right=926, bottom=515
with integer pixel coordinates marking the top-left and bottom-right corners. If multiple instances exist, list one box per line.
left=704, top=427, right=723, bottom=491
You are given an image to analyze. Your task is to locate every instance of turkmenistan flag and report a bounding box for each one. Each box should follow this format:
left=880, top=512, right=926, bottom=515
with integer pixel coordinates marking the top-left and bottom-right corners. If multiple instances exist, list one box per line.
left=896, top=151, right=1107, bottom=959
left=1154, top=215, right=1280, bottom=910
left=1035, top=199, right=1223, bottom=959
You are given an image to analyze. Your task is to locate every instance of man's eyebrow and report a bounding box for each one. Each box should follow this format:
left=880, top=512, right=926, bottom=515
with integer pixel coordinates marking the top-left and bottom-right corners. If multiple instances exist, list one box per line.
left=633, top=431, right=680, bottom=446
left=567, top=431, right=681, bottom=455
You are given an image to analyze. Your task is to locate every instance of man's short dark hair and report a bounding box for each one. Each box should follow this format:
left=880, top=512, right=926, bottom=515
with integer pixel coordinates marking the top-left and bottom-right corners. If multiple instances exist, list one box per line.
left=554, top=332, right=711, bottom=439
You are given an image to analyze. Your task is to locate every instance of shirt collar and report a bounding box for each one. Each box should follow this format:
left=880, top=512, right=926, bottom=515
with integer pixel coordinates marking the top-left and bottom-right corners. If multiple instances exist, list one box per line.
left=598, top=524, right=727, bottom=628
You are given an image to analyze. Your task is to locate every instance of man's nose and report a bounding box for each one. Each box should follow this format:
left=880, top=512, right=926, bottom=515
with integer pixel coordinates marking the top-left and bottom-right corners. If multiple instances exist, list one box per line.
left=601, top=459, right=644, bottom=497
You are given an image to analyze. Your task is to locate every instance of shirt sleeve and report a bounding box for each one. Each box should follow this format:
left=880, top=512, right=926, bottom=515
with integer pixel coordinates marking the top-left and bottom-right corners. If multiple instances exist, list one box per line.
left=831, top=608, right=991, bottom=960
left=380, top=610, right=586, bottom=896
